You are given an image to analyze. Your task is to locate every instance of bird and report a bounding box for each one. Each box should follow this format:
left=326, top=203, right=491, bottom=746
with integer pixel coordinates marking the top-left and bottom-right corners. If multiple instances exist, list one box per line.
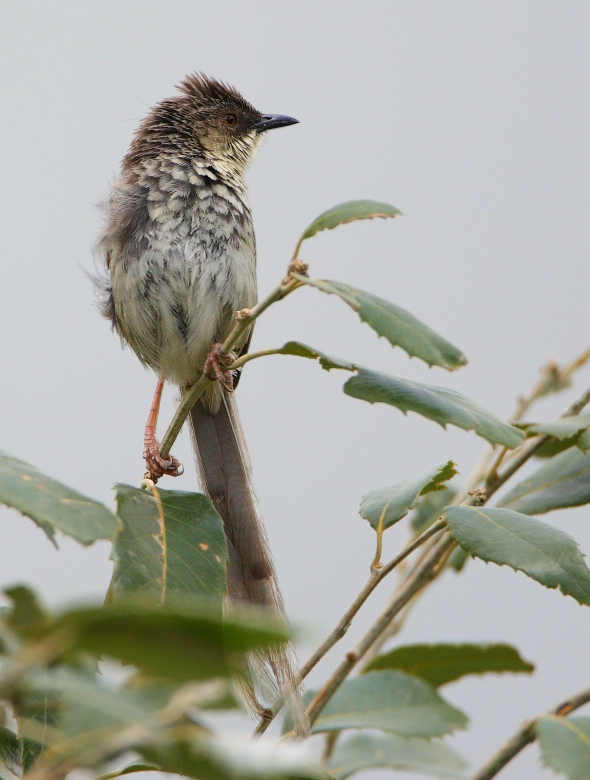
left=97, top=73, right=305, bottom=728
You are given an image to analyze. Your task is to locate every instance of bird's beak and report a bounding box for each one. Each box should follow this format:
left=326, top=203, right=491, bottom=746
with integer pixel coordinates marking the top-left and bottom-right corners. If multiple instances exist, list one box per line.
left=253, top=114, right=299, bottom=132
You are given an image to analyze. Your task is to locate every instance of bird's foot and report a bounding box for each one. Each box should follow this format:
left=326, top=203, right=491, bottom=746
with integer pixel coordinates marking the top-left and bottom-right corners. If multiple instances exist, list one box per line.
left=204, top=343, right=235, bottom=391
left=143, top=430, right=184, bottom=482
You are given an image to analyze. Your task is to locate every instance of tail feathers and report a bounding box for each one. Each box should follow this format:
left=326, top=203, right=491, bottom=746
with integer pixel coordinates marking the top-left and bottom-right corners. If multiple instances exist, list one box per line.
left=190, top=392, right=308, bottom=735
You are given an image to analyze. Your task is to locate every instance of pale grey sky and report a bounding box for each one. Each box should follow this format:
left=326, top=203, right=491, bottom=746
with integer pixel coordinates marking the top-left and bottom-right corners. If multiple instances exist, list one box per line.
left=1, top=2, right=590, bottom=777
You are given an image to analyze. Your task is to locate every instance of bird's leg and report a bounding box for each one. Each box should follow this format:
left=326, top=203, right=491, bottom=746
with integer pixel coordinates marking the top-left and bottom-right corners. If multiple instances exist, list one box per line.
left=204, top=343, right=235, bottom=392
left=143, top=377, right=184, bottom=482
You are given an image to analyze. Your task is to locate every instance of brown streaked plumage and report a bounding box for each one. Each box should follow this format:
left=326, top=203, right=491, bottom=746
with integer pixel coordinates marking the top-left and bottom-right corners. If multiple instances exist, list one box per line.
left=98, top=73, right=305, bottom=730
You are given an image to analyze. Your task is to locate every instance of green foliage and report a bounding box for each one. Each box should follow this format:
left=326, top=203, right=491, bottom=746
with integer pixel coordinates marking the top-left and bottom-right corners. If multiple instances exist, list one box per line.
left=307, top=671, right=468, bottom=737
left=362, top=643, right=534, bottom=687
left=328, top=731, right=467, bottom=780
left=46, top=602, right=289, bottom=682
left=410, top=487, right=457, bottom=534
left=296, top=278, right=466, bottom=370
left=272, top=342, right=356, bottom=371
left=109, top=484, right=228, bottom=609
left=3, top=585, right=49, bottom=638
left=519, top=415, right=590, bottom=458
left=444, top=506, right=590, bottom=605
left=137, top=733, right=330, bottom=780
left=537, top=715, right=590, bottom=780
left=2, top=198, right=590, bottom=780
left=297, top=200, right=401, bottom=243
left=0, top=451, right=118, bottom=545
left=344, top=369, right=524, bottom=448
left=499, top=448, right=590, bottom=515
left=93, top=764, right=159, bottom=780
left=360, top=461, right=457, bottom=533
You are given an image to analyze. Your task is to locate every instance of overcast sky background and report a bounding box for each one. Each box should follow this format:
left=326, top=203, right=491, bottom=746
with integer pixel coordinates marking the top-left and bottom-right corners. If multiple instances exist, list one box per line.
left=1, top=2, right=590, bottom=777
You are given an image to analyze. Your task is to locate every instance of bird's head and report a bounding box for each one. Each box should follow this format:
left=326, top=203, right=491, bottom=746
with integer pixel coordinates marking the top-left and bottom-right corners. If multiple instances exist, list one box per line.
left=126, top=73, right=298, bottom=178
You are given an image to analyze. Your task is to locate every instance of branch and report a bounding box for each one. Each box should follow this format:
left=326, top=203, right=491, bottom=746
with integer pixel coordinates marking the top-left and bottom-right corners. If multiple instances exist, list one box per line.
left=301, top=381, right=590, bottom=728
left=469, top=685, right=590, bottom=780
left=159, top=269, right=305, bottom=459
left=306, top=530, right=454, bottom=726
left=253, top=518, right=447, bottom=736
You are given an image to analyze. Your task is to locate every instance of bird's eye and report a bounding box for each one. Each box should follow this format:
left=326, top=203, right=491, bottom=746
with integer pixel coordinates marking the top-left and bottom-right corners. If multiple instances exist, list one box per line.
left=225, top=113, right=237, bottom=127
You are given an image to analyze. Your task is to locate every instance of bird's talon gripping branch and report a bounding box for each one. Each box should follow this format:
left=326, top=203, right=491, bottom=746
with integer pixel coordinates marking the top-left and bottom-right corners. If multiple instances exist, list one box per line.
left=143, top=377, right=184, bottom=481
left=204, top=343, right=235, bottom=391
left=144, top=434, right=184, bottom=482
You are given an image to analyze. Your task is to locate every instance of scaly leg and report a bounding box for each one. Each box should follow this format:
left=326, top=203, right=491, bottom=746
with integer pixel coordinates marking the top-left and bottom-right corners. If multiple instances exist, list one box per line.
left=143, top=377, right=184, bottom=482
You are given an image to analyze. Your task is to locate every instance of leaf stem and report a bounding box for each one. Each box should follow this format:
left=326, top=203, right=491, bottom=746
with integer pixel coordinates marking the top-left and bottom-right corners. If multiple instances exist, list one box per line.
left=469, top=685, right=590, bottom=780
left=299, top=382, right=590, bottom=729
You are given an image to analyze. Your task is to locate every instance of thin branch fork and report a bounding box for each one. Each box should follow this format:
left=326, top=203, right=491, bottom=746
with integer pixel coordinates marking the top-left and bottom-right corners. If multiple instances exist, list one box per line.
left=253, top=518, right=447, bottom=737
left=305, top=531, right=455, bottom=727
left=299, top=382, right=590, bottom=730
left=469, top=685, right=590, bottom=780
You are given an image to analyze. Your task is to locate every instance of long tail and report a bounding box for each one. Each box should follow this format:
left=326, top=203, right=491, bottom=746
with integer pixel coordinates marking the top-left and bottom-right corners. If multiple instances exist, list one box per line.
left=189, top=391, right=308, bottom=733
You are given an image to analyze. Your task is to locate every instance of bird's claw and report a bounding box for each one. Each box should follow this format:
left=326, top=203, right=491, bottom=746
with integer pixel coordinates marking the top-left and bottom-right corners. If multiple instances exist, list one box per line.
left=204, top=343, right=234, bottom=391
left=143, top=432, right=184, bottom=482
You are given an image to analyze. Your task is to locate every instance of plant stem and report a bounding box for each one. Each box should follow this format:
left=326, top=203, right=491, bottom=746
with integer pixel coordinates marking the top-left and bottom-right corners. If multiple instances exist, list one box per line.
left=302, top=381, right=590, bottom=728
left=511, top=345, right=590, bottom=423
left=252, top=518, right=447, bottom=737
left=306, top=531, right=455, bottom=726
left=469, top=685, right=590, bottom=780
left=159, top=276, right=302, bottom=459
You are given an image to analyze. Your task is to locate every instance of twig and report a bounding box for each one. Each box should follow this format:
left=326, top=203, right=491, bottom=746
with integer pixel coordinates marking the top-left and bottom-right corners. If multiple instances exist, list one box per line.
left=159, top=274, right=303, bottom=459
left=469, top=685, right=590, bottom=780
left=456, top=344, right=590, bottom=499
left=306, top=531, right=455, bottom=726
left=512, top=345, right=590, bottom=423
left=302, top=382, right=590, bottom=728
left=253, top=518, right=447, bottom=736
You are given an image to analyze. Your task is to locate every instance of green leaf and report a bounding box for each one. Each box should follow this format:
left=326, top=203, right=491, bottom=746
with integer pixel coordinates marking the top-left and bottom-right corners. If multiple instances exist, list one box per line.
left=360, top=462, right=457, bottom=533
left=362, top=643, right=534, bottom=687
left=410, top=487, right=457, bottom=534
left=138, top=733, right=329, bottom=780
left=298, top=200, right=401, bottom=243
left=344, top=369, right=524, bottom=449
left=499, top=448, right=590, bottom=516
left=21, top=669, right=153, bottom=742
left=47, top=602, right=289, bottom=682
left=523, top=414, right=590, bottom=440
left=93, top=764, right=159, bottom=780
left=109, top=485, right=228, bottom=611
left=297, top=279, right=466, bottom=371
left=537, top=715, right=590, bottom=780
left=308, top=671, right=468, bottom=737
left=448, top=547, right=469, bottom=573
left=444, top=506, right=590, bottom=605
left=535, top=434, right=584, bottom=459
left=329, top=731, right=467, bottom=780
left=0, top=451, right=119, bottom=545
left=519, top=415, right=590, bottom=459
left=3, top=586, right=49, bottom=638
left=273, top=342, right=357, bottom=372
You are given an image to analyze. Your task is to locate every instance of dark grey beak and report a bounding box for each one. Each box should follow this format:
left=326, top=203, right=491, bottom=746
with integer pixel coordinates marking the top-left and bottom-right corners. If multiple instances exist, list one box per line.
left=253, top=114, right=299, bottom=132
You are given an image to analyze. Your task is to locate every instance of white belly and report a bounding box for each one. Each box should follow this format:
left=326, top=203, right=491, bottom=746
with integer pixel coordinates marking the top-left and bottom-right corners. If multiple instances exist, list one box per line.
left=111, top=227, right=257, bottom=388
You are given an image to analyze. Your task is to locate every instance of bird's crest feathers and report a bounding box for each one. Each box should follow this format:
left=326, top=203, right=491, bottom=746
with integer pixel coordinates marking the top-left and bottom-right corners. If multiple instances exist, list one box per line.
left=177, top=72, right=257, bottom=113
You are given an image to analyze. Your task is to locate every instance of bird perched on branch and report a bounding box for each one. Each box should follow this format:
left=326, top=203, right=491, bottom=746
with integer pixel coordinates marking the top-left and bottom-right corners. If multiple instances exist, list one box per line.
left=97, top=73, right=304, bottom=729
